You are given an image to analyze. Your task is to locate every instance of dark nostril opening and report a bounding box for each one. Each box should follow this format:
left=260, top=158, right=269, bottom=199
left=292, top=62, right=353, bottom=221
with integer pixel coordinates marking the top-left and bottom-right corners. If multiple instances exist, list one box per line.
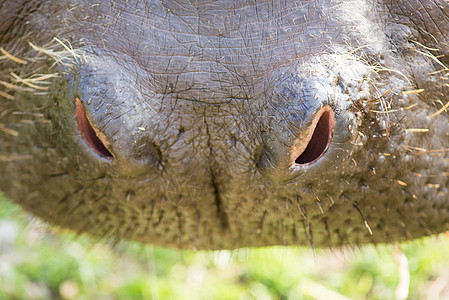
left=75, top=97, right=113, bottom=159
left=295, top=106, right=334, bottom=165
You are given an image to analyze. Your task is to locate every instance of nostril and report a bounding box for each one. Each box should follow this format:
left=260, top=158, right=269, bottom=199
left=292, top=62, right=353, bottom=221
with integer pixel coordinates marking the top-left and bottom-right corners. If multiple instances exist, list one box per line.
left=75, top=97, right=113, bottom=159
left=294, top=106, right=335, bottom=165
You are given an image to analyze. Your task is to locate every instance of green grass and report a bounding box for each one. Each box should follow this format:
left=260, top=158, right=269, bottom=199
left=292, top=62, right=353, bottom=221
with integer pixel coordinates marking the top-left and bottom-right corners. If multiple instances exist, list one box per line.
left=1, top=193, right=449, bottom=300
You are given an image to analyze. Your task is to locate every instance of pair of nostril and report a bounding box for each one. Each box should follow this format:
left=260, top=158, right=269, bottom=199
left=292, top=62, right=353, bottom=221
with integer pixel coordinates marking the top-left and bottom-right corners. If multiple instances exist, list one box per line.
left=76, top=98, right=334, bottom=165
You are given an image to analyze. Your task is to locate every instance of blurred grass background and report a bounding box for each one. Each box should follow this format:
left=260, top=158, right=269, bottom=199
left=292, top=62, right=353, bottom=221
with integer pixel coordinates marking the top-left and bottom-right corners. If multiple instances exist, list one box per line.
left=1, top=192, right=449, bottom=300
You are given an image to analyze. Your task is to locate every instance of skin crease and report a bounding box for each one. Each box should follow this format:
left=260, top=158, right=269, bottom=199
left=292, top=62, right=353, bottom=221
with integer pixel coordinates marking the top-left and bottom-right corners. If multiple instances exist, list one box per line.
left=0, top=0, right=448, bottom=250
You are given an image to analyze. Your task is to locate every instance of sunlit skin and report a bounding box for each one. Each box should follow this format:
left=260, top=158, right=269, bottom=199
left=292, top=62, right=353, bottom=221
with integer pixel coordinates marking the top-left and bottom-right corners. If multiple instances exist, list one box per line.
left=0, top=0, right=448, bottom=249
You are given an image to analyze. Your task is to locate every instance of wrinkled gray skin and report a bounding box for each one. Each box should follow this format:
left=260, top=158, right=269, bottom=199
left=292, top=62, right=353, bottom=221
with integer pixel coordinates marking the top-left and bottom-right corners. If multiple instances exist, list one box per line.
left=0, top=0, right=448, bottom=250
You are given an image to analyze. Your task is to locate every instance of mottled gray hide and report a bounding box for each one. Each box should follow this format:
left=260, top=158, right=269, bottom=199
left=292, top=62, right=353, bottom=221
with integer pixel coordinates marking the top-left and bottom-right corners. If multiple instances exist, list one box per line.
left=0, top=0, right=448, bottom=249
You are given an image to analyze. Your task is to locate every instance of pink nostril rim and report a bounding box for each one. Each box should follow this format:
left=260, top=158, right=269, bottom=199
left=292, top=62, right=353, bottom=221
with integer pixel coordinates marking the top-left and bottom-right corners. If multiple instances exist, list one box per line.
left=294, top=106, right=335, bottom=165
left=75, top=97, right=113, bottom=159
